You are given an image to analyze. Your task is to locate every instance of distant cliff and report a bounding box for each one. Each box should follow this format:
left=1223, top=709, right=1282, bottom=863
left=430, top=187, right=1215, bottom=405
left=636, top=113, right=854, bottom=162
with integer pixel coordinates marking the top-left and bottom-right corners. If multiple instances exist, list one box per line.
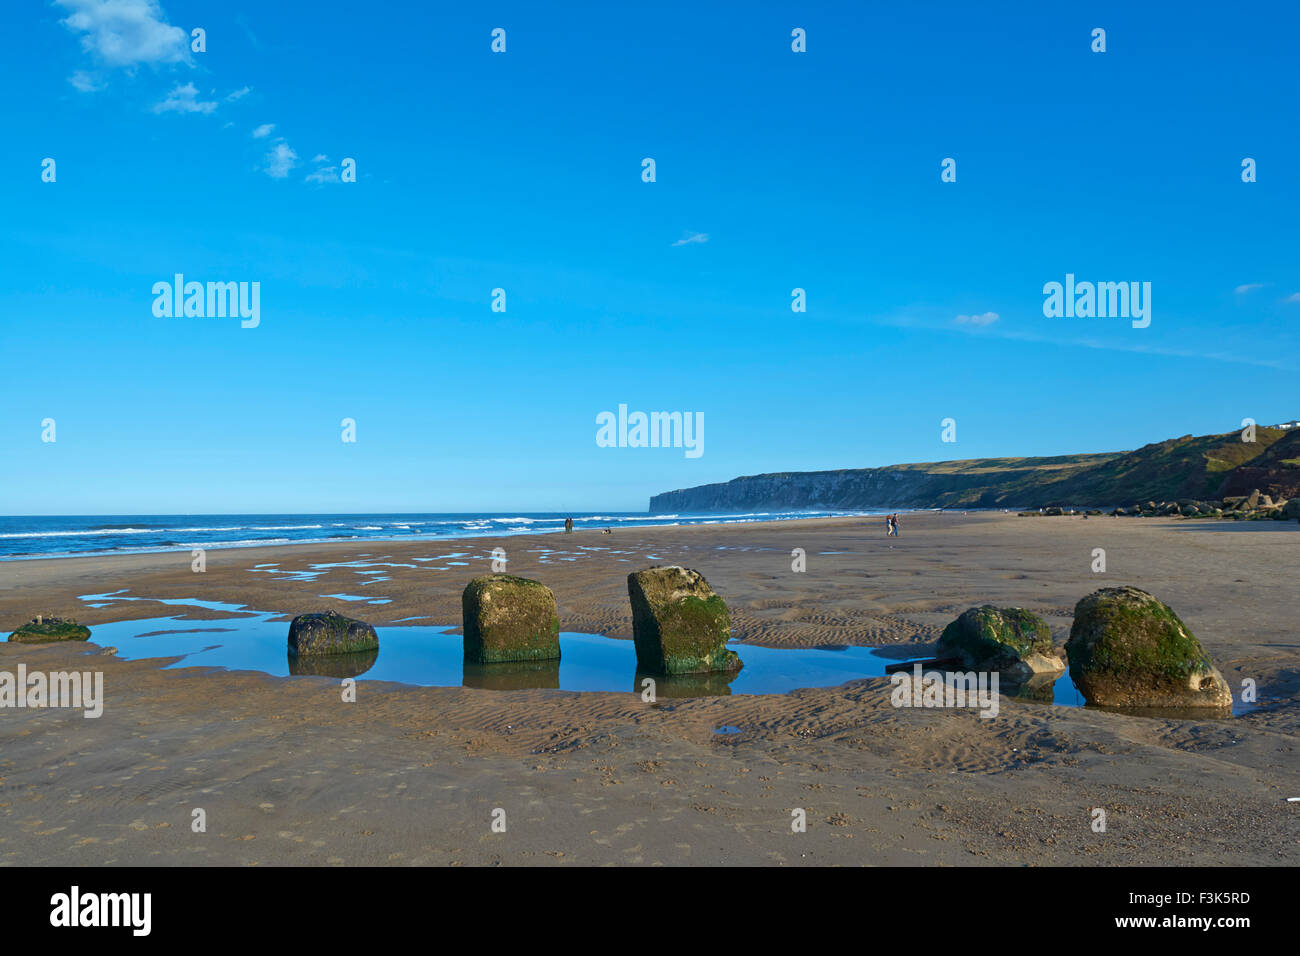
left=649, top=427, right=1300, bottom=512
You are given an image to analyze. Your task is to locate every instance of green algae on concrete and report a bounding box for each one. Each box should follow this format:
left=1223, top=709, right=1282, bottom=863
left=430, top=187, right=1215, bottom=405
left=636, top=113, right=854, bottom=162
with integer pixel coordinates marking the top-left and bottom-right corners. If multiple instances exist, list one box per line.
left=7, top=616, right=91, bottom=644
left=937, top=605, right=1064, bottom=682
left=461, top=574, right=561, bottom=664
left=287, top=610, right=379, bottom=656
left=627, top=566, right=742, bottom=676
left=1065, top=586, right=1232, bottom=710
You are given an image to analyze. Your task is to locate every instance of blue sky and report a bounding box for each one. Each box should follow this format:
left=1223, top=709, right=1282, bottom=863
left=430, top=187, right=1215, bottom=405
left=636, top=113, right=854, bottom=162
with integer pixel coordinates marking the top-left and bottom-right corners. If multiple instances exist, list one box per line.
left=2, top=1, right=1298, bottom=514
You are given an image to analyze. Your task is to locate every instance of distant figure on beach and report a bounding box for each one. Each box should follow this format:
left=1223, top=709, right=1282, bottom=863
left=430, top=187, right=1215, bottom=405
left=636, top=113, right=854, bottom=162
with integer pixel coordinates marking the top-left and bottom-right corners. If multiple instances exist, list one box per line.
left=886, top=513, right=898, bottom=536
left=564, top=516, right=573, bottom=533
left=602, top=528, right=612, bottom=534
left=892, top=513, right=900, bottom=536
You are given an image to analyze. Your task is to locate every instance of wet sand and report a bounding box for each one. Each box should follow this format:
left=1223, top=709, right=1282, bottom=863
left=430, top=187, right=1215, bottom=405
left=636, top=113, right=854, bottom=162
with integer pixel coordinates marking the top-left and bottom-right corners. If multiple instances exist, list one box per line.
left=1, top=512, right=1297, bottom=866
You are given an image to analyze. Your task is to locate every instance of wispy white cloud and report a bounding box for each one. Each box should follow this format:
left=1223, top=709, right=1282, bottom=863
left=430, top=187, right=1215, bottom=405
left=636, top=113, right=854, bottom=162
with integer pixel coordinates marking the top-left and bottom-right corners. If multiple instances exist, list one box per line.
left=1235, top=282, right=1265, bottom=294
left=235, top=14, right=260, bottom=50
left=954, top=311, right=999, bottom=326
left=152, top=82, right=216, bottom=114
left=1285, top=292, right=1300, bottom=303
left=57, top=4, right=339, bottom=186
left=55, top=0, right=190, bottom=68
left=264, top=140, right=298, bottom=179
left=67, top=70, right=105, bottom=93
left=305, top=160, right=341, bottom=184
left=671, top=232, right=709, bottom=247
left=874, top=307, right=1295, bottom=370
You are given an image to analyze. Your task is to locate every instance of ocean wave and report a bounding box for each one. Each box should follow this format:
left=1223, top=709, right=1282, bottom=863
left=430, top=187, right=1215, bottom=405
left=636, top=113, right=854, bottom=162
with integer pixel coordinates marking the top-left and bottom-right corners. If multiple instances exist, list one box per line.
left=0, top=527, right=163, bottom=539
left=0, top=511, right=876, bottom=561
left=586, top=514, right=679, bottom=522
left=180, top=538, right=294, bottom=549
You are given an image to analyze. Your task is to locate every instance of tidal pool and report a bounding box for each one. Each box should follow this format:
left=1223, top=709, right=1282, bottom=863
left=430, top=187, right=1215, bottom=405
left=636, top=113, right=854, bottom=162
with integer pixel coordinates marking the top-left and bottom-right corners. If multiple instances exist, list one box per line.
left=79, top=612, right=904, bottom=696
left=67, top=608, right=1100, bottom=701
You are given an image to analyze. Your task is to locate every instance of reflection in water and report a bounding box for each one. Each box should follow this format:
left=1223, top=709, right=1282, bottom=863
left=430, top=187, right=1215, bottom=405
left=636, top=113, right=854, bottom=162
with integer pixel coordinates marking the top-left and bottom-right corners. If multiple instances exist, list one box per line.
left=1005, top=668, right=1239, bottom=718
left=1006, top=672, right=1060, bottom=703
left=463, top=658, right=561, bottom=690
left=634, top=669, right=739, bottom=698
left=78, top=608, right=1175, bottom=711
left=288, top=648, right=379, bottom=679
left=93, top=613, right=905, bottom=698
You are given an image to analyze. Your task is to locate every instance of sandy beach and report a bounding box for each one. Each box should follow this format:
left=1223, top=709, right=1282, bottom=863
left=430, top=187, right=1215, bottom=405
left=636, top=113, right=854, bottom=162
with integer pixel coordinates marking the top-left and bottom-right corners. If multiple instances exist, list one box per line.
left=1, top=512, right=1297, bottom=866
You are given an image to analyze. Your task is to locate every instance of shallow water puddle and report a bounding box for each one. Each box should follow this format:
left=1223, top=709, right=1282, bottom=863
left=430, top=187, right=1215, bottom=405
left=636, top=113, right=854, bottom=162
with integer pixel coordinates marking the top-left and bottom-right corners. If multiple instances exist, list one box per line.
left=78, top=592, right=256, bottom=615
left=246, top=565, right=324, bottom=582
left=74, top=612, right=914, bottom=696
left=311, top=559, right=418, bottom=571
left=248, top=559, right=416, bottom=585
left=55, top=608, right=1089, bottom=703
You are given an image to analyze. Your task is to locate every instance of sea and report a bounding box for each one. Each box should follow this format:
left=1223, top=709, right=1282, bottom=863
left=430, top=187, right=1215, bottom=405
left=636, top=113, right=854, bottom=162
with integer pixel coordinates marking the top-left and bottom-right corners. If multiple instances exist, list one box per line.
left=0, top=511, right=876, bottom=561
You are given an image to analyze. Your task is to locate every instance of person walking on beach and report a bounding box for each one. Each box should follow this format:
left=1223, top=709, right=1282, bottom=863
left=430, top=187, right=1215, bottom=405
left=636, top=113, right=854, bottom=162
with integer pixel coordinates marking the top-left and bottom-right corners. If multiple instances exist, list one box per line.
left=564, top=516, right=573, bottom=533
left=892, top=513, right=900, bottom=536
left=885, top=513, right=894, bottom=536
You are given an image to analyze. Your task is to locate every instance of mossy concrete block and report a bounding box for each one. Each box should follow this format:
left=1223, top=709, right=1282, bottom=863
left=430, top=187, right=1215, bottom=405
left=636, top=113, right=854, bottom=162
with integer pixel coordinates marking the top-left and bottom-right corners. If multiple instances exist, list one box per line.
left=628, top=566, right=741, bottom=675
left=288, top=610, right=379, bottom=656
left=936, top=605, right=1064, bottom=682
left=462, top=574, right=560, bottom=664
left=1065, top=586, right=1232, bottom=710
left=8, top=616, right=91, bottom=644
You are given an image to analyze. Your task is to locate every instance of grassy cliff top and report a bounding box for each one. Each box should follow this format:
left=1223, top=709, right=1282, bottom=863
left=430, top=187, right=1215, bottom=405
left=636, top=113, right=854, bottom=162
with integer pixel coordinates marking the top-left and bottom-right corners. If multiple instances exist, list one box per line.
left=654, top=426, right=1300, bottom=509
